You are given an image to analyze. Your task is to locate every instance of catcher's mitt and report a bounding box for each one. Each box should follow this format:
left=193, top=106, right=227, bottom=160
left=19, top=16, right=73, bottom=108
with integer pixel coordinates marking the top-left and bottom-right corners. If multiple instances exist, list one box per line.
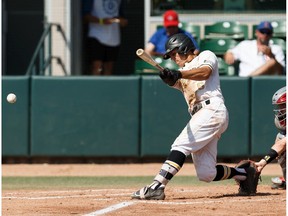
left=235, top=160, right=261, bottom=196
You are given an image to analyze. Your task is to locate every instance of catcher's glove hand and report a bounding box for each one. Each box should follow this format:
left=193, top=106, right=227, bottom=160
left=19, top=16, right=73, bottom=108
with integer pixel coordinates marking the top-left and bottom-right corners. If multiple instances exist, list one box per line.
left=235, top=160, right=261, bottom=196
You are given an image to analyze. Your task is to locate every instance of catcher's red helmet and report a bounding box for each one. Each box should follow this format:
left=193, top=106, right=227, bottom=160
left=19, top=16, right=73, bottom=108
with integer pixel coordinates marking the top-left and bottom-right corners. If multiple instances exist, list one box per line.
left=272, top=86, right=286, bottom=131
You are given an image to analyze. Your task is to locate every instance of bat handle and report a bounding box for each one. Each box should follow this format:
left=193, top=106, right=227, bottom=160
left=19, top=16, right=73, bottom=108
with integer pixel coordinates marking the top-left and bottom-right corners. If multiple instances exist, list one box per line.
left=156, top=64, right=164, bottom=72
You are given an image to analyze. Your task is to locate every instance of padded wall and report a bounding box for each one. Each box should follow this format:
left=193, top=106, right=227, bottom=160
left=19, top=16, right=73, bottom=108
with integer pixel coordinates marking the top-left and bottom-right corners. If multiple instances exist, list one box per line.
left=2, top=76, right=30, bottom=156
left=219, top=77, right=250, bottom=157
left=250, top=76, right=286, bottom=156
left=2, top=76, right=286, bottom=158
left=140, top=76, right=188, bottom=156
left=30, top=76, right=140, bottom=156
left=141, top=77, right=251, bottom=157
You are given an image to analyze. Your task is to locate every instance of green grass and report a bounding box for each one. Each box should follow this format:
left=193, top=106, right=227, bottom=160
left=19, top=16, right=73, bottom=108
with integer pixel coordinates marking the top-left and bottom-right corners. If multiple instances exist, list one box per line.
left=2, top=175, right=274, bottom=190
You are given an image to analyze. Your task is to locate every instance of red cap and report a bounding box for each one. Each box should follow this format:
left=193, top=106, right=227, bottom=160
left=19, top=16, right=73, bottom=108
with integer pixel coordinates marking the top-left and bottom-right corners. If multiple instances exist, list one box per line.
left=163, top=10, right=179, bottom=27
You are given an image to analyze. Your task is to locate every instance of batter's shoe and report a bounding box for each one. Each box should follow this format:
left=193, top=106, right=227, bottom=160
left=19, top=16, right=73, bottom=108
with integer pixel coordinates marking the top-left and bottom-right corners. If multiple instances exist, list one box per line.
left=131, top=186, right=165, bottom=200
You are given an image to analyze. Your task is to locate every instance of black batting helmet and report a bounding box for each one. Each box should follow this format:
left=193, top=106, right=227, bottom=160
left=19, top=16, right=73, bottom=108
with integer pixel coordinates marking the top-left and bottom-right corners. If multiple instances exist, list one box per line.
left=163, top=33, right=196, bottom=59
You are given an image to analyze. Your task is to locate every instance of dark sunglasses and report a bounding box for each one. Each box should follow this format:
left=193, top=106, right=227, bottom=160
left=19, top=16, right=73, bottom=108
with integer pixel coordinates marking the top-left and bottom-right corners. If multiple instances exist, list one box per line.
left=259, top=29, right=272, bottom=35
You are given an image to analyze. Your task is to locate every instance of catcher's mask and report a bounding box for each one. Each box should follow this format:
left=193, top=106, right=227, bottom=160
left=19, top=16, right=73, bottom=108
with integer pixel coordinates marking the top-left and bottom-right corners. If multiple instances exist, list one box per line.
left=272, top=86, right=286, bottom=131
left=163, top=33, right=196, bottom=59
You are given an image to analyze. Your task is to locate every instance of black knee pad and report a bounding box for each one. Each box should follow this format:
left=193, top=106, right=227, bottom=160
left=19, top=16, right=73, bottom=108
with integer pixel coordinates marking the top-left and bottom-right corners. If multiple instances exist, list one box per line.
left=167, top=150, right=186, bottom=167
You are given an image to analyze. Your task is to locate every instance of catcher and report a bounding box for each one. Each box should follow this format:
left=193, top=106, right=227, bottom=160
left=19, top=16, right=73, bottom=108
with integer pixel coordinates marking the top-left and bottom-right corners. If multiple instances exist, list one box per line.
left=255, top=86, right=286, bottom=189
left=131, top=33, right=259, bottom=200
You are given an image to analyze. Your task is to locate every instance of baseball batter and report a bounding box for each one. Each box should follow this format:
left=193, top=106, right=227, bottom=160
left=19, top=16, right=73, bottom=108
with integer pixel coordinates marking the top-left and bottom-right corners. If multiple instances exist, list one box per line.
left=132, top=33, right=256, bottom=200
left=255, top=86, right=286, bottom=189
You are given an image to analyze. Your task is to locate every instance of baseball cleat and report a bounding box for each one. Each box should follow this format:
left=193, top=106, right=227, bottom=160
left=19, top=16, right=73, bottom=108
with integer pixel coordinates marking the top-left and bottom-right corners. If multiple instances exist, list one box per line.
left=271, top=177, right=286, bottom=190
left=271, top=176, right=285, bottom=185
left=131, top=186, right=165, bottom=200
left=271, top=182, right=286, bottom=190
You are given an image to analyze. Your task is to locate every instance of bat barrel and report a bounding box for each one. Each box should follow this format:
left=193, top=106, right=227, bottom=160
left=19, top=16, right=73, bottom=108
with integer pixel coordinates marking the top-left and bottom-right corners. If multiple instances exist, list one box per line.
left=136, top=49, right=144, bottom=56
left=135, top=48, right=164, bottom=72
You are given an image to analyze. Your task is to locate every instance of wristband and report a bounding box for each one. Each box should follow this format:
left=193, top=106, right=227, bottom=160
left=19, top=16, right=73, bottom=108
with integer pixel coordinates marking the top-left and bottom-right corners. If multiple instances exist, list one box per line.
left=99, top=19, right=103, bottom=25
left=263, top=149, right=278, bottom=164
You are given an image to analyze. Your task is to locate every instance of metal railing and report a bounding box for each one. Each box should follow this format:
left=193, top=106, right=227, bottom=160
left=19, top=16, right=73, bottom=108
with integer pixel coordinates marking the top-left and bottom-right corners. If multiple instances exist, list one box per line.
left=26, top=23, right=69, bottom=76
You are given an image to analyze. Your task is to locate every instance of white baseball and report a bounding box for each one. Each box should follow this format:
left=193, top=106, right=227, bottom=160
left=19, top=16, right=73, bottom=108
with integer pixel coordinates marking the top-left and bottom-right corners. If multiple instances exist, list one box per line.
left=7, top=93, right=17, bottom=104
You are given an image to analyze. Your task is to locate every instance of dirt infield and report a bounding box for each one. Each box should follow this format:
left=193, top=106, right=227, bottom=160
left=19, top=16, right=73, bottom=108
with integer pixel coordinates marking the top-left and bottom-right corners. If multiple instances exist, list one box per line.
left=2, top=163, right=286, bottom=216
left=1, top=163, right=283, bottom=177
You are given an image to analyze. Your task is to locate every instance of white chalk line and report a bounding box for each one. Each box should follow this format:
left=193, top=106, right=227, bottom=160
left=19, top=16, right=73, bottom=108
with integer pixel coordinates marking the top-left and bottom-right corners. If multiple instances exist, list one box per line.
left=82, top=197, right=285, bottom=216
left=2, top=193, right=131, bottom=200
left=3, top=188, right=131, bottom=196
left=82, top=201, right=135, bottom=216
left=3, top=188, right=284, bottom=203
left=3, top=189, right=285, bottom=216
left=138, top=197, right=286, bottom=205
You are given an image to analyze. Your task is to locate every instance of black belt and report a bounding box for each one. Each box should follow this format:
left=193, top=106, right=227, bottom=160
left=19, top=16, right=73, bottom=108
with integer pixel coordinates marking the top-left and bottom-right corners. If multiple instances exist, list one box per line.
left=191, top=99, right=210, bottom=115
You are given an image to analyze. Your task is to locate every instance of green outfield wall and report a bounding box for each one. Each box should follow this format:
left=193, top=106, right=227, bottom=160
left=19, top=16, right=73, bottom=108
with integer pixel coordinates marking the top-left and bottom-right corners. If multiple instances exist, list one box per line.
left=2, top=75, right=286, bottom=158
left=250, top=77, right=286, bottom=156
left=140, top=76, right=188, bottom=156
left=30, top=76, right=140, bottom=156
left=218, top=77, right=251, bottom=157
left=2, top=76, right=30, bottom=156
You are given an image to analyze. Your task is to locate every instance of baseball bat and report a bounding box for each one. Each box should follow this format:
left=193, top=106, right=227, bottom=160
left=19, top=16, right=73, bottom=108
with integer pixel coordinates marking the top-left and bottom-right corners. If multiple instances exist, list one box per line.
left=136, top=49, right=164, bottom=72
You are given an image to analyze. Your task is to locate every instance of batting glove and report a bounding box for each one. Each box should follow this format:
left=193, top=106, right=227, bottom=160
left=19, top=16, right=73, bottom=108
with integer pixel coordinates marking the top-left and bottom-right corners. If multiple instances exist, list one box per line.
left=159, top=68, right=182, bottom=86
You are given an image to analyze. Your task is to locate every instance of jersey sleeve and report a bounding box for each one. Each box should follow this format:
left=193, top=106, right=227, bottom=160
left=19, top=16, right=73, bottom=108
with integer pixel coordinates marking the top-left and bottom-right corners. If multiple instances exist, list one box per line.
left=228, top=41, right=245, bottom=61
left=148, top=29, right=163, bottom=44
left=198, top=50, right=217, bottom=71
left=273, top=45, right=286, bottom=68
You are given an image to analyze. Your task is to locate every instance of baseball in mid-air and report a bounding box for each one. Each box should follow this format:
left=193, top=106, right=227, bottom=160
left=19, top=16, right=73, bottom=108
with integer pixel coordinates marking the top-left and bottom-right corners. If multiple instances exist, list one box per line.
left=7, top=93, right=17, bottom=104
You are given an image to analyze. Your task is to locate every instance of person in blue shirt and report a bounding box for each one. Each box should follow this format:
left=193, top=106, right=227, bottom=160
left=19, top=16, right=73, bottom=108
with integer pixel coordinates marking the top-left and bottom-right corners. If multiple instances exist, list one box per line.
left=145, top=10, right=199, bottom=57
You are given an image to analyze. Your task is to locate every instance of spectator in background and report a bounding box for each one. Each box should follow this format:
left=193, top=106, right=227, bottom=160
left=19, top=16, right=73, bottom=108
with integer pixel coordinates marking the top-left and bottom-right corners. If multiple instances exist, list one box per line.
left=145, top=10, right=199, bottom=57
left=83, top=0, right=128, bottom=75
left=224, top=21, right=285, bottom=77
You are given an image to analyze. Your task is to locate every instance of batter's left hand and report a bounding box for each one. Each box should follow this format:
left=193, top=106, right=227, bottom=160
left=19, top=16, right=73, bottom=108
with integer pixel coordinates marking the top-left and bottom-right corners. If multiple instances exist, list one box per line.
left=159, top=68, right=182, bottom=86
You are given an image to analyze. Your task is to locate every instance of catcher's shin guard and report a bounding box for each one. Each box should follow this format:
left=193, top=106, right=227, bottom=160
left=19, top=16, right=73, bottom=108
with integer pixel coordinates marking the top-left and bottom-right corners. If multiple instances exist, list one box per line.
left=278, top=152, right=286, bottom=181
left=235, top=160, right=260, bottom=196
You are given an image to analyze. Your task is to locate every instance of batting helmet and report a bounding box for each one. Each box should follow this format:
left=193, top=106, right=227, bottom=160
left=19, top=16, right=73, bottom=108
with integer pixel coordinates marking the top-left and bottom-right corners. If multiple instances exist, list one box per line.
left=272, top=86, right=286, bottom=131
left=163, top=33, right=196, bottom=59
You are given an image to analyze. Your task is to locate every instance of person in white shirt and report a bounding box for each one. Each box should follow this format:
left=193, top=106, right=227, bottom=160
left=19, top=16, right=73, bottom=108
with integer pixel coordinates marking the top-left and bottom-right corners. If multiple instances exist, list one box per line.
left=132, top=33, right=257, bottom=200
left=83, top=0, right=128, bottom=75
left=224, top=21, right=285, bottom=77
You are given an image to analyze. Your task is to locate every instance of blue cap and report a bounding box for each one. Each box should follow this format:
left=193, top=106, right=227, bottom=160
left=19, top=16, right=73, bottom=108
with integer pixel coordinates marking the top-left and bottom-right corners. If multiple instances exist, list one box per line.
left=257, top=21, right=273, bottom=33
